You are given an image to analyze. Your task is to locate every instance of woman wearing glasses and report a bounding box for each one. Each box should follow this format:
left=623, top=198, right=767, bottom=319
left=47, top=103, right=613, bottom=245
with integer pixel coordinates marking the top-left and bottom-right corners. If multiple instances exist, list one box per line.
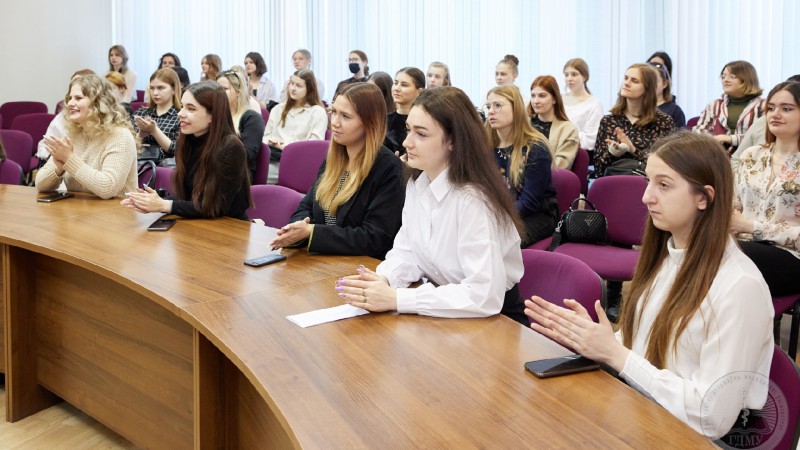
left=486, top=85, right=558, bottom=247
left=692, top=60, right=765, bottom=153
left=217, top=70, right=266, bottom=181
left=262, top=69, right=328, bottom=162
left=334, top=50, right=369, bottom=97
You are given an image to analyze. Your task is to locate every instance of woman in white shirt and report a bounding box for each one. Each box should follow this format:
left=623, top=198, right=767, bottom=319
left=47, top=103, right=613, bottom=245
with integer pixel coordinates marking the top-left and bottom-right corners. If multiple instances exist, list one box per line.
left=262, top=69, right=328, bottom=162
left=733, top=81, right=800, bottom=296
left=562, top=58, right=603, bottom=151
left=336, top=86, right=527, bottom=324
left=525, top=132, right=773, bottom=440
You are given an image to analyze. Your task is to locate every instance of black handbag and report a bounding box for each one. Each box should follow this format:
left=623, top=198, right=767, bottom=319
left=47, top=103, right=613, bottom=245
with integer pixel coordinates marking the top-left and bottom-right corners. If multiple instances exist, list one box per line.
left=137, top=144, right=163, bottom=163
left=548, top=198, right=608, bottom=251
left=603, top=158, right=646, bottom=177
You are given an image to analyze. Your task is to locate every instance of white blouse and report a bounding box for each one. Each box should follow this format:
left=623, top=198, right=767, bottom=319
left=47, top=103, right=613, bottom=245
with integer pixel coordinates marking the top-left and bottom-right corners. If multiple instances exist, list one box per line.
left=618, top=238, right=773, bottom=440
left=376, top=169, right=523, bottom=318
left=262, top=103, right=328, bottom=146
left=735, top=144, right=800, bottom=258
left=564, top=95, right=604, bottom=150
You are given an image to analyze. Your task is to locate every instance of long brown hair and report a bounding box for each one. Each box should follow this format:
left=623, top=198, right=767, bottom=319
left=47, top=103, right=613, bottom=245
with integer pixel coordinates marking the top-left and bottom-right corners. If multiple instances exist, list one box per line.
left=108, top=45, right=130, bottom=74
left=484, top=85, right=549, bottom=188
left=147, top=68, right=183, bottom=109
left=619, top=132, right=732, bottom=369
left=174, top=81, right=251, bottom=217
left=315, top=83, right=386, bottom=215
left=201, top=54, right=222, bottom=81
left=280, top=69, right=322, bottom=127
left=412, top=87, right=524, bottom=236
left=610, top=64, right=661, bottom=127
left=563, top=58, right=591, bottom=94
left=527, top=75, right=569, bottom=121
left=765, top=81, right=800, bottom=147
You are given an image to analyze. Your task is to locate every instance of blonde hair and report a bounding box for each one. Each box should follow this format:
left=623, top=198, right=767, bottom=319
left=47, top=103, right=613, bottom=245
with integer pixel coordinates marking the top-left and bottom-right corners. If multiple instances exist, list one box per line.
left=484, top=85, right=548, bottom=188
left=64, top=75, right=140, bottom=149
left=316, top=83, right=386, bottom=215
left=104, top=71, right=127, bottom=90
left=217, top=70, right=250, bottom=128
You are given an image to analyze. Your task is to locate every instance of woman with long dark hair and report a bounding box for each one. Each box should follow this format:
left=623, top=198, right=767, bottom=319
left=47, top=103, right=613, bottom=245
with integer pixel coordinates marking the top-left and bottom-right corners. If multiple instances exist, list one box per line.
left=244, top=51, right=278, bottom=109
left=269, top=83, right=404, bottom=258
left=525, top=132, right=773, bottom=439
left=385, top=67, right=425, bottom=154
left=108, top=45, right=137, bottom=101
left=336, top=87, right=527, bottom=324
left=121, top=81, right=251, bottom=219
left=527, top=75, right=580, bottom=168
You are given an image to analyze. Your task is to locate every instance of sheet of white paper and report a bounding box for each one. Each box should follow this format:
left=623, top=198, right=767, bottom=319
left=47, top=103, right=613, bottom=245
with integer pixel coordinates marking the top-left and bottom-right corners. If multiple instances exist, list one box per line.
left=286, top=304, right=369, bottom=328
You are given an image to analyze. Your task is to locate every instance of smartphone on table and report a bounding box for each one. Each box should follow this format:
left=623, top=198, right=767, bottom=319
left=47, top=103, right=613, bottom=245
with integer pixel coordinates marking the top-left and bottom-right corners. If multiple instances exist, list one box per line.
left=525, top=355, right=600, bottom=378
left=243, top=254, right=287, bottom=267
left=147, top=218, right=176, bottom=231
left=37, top=192, right=74, bottom=203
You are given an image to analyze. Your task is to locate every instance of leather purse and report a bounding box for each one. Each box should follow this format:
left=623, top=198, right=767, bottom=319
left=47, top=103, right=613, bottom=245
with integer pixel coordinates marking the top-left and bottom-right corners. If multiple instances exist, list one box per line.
left=548, top=198, right=608, bottom=251
left=603, top=158, right=646, bottom=177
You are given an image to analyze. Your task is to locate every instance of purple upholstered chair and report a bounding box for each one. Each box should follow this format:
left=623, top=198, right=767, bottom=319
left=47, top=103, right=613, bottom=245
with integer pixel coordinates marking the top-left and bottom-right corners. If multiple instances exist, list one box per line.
left=10, top=113, right=55, bottom=169
left=0, top=130, right=34, bottom=173
left=526, top=168, right=580, bottom=251
left=135, top=90, right=145, bottom=102
left=519, top=249, right=604, bottom=324
left=686, top=116, right=700, bottom=129
left=571, top=147, right=590, bottom=196
left=773, top=295, right=799, bottom=360
left=137, top=161, right=156, bottom=188
left=260, top=108, right=270, bottom=125
left=277, top=140, right=329, bottom=194
left=0, top=159, right=24, bottom=185
left=324, top=128, right=332, bottom=140
left=131, top=102, right=148, bottom=112
left=54, top=101, right=65, bottom=114
left=0, top=101, right=48, bottom=129
left=716, top=345, right=800, bottom=450
left=153, top=166, right=175, bottom=196
left=252, top=143, right=270, bottom=185
left=246, top=184, right=304, bottom=229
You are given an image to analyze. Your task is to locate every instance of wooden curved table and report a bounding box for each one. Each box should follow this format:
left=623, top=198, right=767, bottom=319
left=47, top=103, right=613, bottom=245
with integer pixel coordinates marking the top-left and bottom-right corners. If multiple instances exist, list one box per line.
left=0, top=185, right=714, bottom=449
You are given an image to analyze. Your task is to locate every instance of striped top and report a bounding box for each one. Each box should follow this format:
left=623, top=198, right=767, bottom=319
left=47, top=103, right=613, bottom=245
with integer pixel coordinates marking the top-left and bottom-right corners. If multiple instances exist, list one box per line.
left=323, top=171, right=350, bottom=225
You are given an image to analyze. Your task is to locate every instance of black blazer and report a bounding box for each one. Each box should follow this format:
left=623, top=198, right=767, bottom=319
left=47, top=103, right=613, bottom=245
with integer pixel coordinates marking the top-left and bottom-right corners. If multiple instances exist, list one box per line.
left=239, top=109, right=266, bottom=182
left=290, top=147, right=404, bottom=259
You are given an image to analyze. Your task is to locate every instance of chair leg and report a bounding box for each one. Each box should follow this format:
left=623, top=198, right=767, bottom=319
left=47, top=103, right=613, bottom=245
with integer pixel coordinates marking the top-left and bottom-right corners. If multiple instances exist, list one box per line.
left=774, top=317, right=783, bottom=346
left=789, top=304, right=799, bottom=360
left=605, top=281, right=622, bottom=323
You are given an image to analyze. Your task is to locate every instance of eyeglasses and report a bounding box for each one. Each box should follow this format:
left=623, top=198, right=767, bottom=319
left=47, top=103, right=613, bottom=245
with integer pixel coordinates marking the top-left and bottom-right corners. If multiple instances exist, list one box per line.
left=485, top=101, right=508, bottom=112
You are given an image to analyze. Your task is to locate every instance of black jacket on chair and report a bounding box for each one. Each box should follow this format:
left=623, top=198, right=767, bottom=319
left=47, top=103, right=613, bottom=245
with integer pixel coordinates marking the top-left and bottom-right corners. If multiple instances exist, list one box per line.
left=289, top=146, right=405, bottom=259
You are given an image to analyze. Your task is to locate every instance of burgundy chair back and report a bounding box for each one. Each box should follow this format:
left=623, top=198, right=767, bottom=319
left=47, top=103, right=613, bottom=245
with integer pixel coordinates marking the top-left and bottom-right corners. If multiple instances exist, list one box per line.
left=136, top=90, right=145, bottom=102
left=0, top=101, right=48, bottom=129
left=246, top=184, right=304, bottom=229
left=137, top=161, right=156, bottom=188
left=686, top=116, right=700, bottom=129
left=260, top=108, right=270, bottom=125
left=277, top=140, right=329, bottom=194
left=10, top=113, right=55, bottom=156
left=0, top=160, right=24, bottom=185
left=571, top=147, right=590, bottom=195
left=551, top=168, right=581, bottom=216
left=0, top=130, right=33, bottom=173
left=716, top=346, right=800, bottom=450
left=154, top=166, right=175, bottom=196
left=587, top=175, right=648, bottom=246
left=519, top=249, right=604, bottom=326
left=325, top=129, right=332, bottom=140
left=131, top=102, right=148, bottom=112
left=252, top=143, right=271, bottom=185
left=54, top=101, right=65, bottom=114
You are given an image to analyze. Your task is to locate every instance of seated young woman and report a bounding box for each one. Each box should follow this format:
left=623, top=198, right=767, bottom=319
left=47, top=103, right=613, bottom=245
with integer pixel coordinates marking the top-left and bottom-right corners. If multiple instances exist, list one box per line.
left=269, top=83, right=404, bottom=259
left=279, top=49, right=325, bottom=102
left=199, top=54, right=221, bottom=82
left=262, top=69, right=328, bottom=162
left=37, top=69, right=96, bottom=160
left=36, top=74, right=138, bottom=199
left=525, top=132, right=773, bottom=440
left=217, top=70, right=266, bottom=181
left=693, top=60, right=765, bottom=153
left=649, top=61, right=686, bottom=128
left=562, top=58, right=604, bottom=152
left=104, top=71, right=134, bottom=120
left=336, top=87, right=527, bottom=325
left=733, top=80, right=800, bottom=296
left=121, top=81, right=251, bottom=220
left=594, top=63, right=674, bottom=176
left=133, top=68, right=182, bottom=160
left=426, top=62, right=451, bottom=89
left=527, top=75, right=580, bottom=169
left=486, top=85, right=558, bottom=247
left=108, top=45, right=137, bottom=102
left=334, top=50, right=369, bottom=97
left=385, top=67, right=425, bottom=154
left=244, top=52, right=278, bottom=109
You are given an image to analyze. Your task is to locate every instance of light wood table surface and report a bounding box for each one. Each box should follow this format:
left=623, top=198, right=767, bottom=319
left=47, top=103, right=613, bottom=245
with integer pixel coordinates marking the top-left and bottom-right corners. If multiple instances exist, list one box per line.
left=0, top=185, right=715, bottom=449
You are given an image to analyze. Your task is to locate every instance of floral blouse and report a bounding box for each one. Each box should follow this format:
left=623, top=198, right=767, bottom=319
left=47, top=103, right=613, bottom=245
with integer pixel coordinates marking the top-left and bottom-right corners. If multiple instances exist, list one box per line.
left=735, top=144, right=800, bottom=258
left=593, top=112, right=674, bottom=176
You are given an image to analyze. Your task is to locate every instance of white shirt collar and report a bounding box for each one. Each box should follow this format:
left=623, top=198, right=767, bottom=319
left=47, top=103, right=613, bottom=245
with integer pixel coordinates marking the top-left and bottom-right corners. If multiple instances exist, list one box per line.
left=416, top=168, right=452, bottom=203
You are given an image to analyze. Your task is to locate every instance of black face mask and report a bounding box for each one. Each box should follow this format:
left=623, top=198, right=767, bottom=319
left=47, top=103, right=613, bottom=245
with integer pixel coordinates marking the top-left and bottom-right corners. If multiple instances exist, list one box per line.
left=349, top=63, right=361, bottom=74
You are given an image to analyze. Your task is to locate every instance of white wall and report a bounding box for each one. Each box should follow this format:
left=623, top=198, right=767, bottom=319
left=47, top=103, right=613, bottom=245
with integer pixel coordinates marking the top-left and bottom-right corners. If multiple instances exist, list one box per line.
left=0, top=0, right=112, bottom=111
